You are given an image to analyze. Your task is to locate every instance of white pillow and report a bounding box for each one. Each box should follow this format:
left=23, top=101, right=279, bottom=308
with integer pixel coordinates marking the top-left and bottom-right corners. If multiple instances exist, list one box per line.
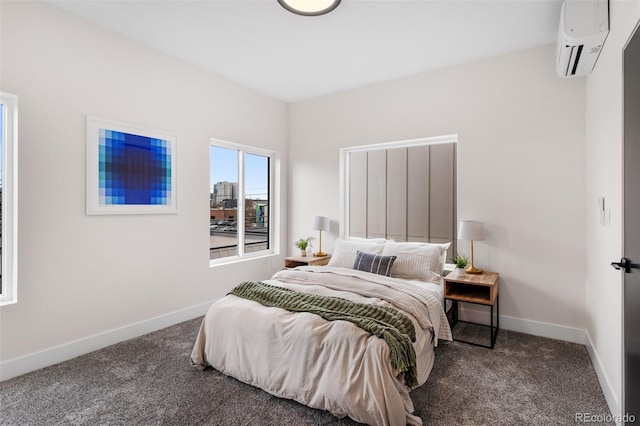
left=328, top=238, right=386, bottom=269
left=347, top=236, right=391, bottom=244
left=381, top=241, right=450, bottom=281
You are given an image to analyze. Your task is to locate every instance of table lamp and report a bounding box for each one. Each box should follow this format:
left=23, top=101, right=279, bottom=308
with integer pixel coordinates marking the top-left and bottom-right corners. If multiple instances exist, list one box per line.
left=311, top=216, right=330, bottom=257
left=458, top=220, right=485, bottom=274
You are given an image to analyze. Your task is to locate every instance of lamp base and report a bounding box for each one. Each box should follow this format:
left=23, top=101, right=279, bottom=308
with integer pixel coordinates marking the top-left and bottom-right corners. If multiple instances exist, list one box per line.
left=314, top=251, right=328, bottom=257
left=465, top=265, right=483, bottom=274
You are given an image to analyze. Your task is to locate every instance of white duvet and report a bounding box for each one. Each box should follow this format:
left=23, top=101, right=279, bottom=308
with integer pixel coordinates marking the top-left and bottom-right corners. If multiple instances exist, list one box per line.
left=191, top=266, right=452, bottom=426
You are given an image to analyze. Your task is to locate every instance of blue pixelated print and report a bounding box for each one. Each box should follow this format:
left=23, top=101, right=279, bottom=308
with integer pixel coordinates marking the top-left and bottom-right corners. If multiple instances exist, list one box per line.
left=98, top=128, right=172, bottom=206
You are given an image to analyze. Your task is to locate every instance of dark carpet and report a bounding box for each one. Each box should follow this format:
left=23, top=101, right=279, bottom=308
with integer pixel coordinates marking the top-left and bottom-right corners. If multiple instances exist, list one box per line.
left=0, top=317, right=612, bottom=425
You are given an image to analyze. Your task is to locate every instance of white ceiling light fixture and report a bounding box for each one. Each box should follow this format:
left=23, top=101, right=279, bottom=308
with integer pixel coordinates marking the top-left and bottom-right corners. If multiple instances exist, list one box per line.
left=277, top=0, right=341, bottom=16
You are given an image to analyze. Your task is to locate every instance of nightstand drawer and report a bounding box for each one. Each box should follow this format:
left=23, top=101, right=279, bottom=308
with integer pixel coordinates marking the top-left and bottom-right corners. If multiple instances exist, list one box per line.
left=284, top=255, right=330, bottom=268
left=443, top=269, right=499, bottom=305
left=445, top=282, right=493, bottom=305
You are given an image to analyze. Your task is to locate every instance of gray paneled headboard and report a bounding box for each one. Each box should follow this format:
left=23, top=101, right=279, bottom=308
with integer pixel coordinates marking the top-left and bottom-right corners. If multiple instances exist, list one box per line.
left=344, top=138, right=457, bottom=262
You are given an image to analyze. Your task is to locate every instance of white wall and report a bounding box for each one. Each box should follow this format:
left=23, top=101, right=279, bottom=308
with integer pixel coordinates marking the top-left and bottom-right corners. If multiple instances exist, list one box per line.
left=0, top=1, right=287, bottom=372
left=289, top=44, right=587, bottom=334
left=585, top=0, right=640, bottom=417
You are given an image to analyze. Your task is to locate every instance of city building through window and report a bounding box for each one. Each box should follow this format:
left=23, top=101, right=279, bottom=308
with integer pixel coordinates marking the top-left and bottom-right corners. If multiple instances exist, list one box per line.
left=210, top=140, right=274, bottom=262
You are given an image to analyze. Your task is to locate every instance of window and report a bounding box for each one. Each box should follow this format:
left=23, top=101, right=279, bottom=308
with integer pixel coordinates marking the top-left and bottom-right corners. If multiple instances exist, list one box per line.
left=0, top=93, right=18, bottom=305
left=210, top=139, right=275, bottom=263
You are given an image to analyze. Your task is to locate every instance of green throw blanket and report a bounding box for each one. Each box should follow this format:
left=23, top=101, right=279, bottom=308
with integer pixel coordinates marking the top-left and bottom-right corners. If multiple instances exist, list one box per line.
left=229, top=281, right=418, bottom=387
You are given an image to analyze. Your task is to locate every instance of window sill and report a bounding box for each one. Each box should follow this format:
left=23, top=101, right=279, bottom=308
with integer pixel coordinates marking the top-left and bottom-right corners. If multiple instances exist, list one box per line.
left=0, top=295, right=18, bottom=306
left=209, top=251, right=278, bottom=268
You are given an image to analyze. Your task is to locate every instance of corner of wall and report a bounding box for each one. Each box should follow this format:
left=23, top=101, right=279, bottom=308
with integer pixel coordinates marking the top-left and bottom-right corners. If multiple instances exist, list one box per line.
left=585, top=330, right=621, bottom=421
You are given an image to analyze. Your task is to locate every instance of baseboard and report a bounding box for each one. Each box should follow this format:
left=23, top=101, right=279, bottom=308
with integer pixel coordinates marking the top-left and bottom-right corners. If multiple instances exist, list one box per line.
left=0, top=300, right=215, bottom=382
left=585, top=331, right=621, bottom=424
left=455, top=304, right=587, bottom=344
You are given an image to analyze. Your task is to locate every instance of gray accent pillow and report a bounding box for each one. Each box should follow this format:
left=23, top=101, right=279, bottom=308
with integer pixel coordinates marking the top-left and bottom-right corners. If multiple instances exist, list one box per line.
left=353, top=251, right=397, bottom=277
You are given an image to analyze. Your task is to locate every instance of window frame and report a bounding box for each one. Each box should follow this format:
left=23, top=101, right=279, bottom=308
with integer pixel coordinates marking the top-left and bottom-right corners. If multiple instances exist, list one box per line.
left=0, top=93, right=18, bottom=306
left=209, top=138, right=278, bottom=266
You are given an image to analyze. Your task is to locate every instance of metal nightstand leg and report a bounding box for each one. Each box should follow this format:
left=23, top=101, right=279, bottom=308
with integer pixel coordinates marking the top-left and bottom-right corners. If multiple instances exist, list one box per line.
left=447, top=297, right=499, bottom=350
left=488, top=295, right=499, bottom=349
left=497, top=294, right=500, bottom=331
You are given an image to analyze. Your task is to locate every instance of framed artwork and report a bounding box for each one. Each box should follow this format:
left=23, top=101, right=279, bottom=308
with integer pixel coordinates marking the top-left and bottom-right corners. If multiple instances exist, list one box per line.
left=86, top=116, right=177, bottom=215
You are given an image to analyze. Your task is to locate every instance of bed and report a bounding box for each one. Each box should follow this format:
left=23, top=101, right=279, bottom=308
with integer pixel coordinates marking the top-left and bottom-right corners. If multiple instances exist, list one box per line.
left=191, top=239, right=452, bottom=426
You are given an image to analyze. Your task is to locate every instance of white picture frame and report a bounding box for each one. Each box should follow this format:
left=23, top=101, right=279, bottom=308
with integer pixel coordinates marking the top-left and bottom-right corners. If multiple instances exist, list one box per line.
left=86, top=116, right=177, bottom=215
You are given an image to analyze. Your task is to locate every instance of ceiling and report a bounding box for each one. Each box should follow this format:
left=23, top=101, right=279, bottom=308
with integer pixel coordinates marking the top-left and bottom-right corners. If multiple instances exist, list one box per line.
left=47, top=0, right=563, bottom=103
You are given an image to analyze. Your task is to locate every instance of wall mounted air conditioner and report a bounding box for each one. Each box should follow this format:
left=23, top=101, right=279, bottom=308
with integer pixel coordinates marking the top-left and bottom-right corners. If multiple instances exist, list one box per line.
left=556, top=0, right=609, bottom=78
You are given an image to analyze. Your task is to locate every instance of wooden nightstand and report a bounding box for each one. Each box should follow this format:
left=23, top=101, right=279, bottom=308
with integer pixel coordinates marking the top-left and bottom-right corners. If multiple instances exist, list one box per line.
left=444, top=268, right=499, bottom=349
left=284, top=255, right=331, bottom=268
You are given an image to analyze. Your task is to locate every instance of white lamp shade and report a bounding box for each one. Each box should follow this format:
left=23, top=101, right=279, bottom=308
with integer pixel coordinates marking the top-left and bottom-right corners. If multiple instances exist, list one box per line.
left=458, top=220, right=485, bottom=241
left=311, top=216, right=330, bottom=232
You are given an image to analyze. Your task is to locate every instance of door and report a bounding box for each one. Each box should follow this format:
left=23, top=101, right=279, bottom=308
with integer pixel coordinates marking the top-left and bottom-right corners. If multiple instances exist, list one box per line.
left=623, top=22, right=640, bottom=424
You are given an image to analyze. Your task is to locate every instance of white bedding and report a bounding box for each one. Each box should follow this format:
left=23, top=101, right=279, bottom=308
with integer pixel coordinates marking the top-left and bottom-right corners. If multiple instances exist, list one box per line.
left=191, top=266, right=452, bottom=426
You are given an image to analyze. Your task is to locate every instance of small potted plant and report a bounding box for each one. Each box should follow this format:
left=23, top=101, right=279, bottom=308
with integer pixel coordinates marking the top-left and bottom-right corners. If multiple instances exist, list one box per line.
left=294, top=237, right=314, bottom=256
left=455, top=254, right=468, bottom=269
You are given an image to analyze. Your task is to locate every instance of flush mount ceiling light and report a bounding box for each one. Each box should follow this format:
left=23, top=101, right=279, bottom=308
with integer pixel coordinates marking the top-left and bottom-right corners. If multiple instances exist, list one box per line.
left=277, top=0, right=341, bottom=16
